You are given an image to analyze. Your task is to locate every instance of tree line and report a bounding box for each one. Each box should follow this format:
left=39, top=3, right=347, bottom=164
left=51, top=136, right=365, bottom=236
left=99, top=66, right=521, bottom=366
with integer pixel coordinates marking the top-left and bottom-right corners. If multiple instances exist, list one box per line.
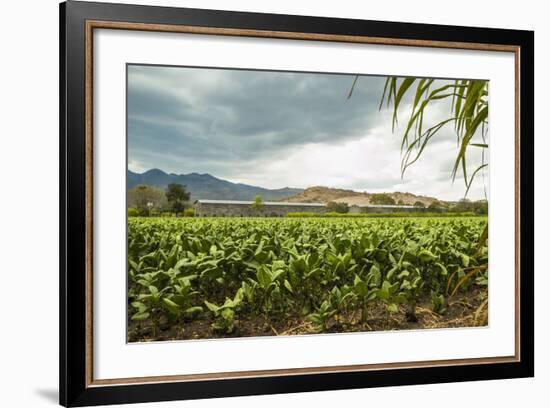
left=325, top=194, right=487, bottom=214
left=128, top=183, right=192, bottom=217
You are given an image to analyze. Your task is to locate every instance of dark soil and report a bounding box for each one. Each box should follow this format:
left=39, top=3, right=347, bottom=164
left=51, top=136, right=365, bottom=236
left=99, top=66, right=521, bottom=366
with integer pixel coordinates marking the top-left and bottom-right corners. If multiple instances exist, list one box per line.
left=128, top=288, right=488, bottom=343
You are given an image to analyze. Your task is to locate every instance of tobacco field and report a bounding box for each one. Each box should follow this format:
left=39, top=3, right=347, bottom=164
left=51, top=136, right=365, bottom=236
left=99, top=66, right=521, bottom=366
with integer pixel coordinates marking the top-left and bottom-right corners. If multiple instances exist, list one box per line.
left=127, top=217, right=488, bottom=342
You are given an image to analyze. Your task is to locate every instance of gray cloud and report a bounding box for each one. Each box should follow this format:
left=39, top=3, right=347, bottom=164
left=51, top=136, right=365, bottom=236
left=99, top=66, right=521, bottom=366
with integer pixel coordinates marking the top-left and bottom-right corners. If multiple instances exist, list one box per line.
left=129, top=65, right=386, bottom=161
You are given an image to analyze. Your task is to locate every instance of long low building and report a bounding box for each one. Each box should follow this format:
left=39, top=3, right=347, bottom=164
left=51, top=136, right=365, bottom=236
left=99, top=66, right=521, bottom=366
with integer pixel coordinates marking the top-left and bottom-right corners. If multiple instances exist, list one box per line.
left=194, top=199, right=326, bottom=217
left=194, top=199, right=444, bottom=217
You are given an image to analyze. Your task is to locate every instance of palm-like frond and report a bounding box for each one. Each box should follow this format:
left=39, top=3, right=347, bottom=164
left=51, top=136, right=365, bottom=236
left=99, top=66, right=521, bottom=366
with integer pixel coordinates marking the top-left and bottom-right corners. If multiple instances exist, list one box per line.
left=380, top=77, right=489, bottom=197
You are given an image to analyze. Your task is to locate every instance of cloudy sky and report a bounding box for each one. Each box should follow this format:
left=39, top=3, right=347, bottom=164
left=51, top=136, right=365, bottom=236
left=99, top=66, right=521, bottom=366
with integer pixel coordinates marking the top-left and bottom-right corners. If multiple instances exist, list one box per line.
left=127, top=64, right=488, bottom=201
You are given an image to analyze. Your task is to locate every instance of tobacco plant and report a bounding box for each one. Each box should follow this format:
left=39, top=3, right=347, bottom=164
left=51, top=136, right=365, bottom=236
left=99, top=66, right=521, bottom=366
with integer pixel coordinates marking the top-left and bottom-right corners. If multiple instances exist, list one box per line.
left=127, top=216, right=488, bottom=339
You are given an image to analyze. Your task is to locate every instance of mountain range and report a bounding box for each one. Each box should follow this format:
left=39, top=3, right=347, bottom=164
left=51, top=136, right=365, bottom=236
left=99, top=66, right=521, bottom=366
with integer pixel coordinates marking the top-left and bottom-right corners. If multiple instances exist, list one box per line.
left=128, top=169, right=303, bottom=201
left=128, top=169, right=444, bottom=206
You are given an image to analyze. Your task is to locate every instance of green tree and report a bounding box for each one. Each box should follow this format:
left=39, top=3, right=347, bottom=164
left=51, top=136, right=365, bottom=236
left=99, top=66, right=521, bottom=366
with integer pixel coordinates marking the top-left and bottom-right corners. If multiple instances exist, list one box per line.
left=326, top=201, right=349, bottom=214
left=448, top=198, right=487, bottom=214
left=413, top=201, right=426, bottom=208
left=451, top=198, right=472, bottom=213
left=370, top=193, right=396, bottom=205
left=128, top=185, right=166, bottom=216
left=251, top=195, right=264, bottom=212
left=165, top=183, right=191, bottom=216
left=473, top=200, right=488, bottom=215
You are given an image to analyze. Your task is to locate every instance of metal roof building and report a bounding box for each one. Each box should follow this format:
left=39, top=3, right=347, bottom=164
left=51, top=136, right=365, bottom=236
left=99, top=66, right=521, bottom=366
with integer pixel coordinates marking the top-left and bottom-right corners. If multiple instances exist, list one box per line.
left=193, top=199, right=439, bottom=217
left=193, top=199, right=325, bottom=217
left=194, top=199, right=324, bottom=207
left=349, top=203, right=433, bottom=214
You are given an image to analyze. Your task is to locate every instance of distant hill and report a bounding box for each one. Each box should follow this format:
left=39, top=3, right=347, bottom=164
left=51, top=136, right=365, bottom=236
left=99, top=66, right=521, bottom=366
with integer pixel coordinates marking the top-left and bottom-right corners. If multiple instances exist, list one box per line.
left=128, top=169, right=303, bottom=201
left=280, top=186, right=442, bottom=206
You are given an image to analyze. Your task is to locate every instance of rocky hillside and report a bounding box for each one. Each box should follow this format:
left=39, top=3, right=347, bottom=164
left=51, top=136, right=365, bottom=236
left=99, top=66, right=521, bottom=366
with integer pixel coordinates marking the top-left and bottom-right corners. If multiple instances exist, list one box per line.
left=281, top=186, right=441, bottom=206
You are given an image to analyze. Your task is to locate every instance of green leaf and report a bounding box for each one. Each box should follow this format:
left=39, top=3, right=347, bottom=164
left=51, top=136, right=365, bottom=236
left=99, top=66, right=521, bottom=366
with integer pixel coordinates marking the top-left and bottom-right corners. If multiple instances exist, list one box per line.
left=254, top=240, right=264, bottom=257
left=461, top=254, right=470, bottom=268
left=271, top=268, right=285, bottom=282
left=392, top=78, right=416, bottom=130
left=204, top=300, right=220, bottom=314
left=173, top=258, right=187, bottom=271
left=387, top=303, right=399, bottom=313
left=418, top=249, right=437, bottom=262
left=368, top=264, right=382, bottom=287
left=131, top=311, right=150, bottom=321
left=307, top=314, right=322, bottom=325
left=377, top=280, right=391, bottom=300
left=386, top=265, right=399, bottom=281
left=284, top=279, right=293, bottom=293
left=256, top=266, right=272, bottom=289
left=221, top=308, right=235, bottom=321
left=435, top=263, right=448, bottom=276
left=162, top=298, right=180, bottom=314
left=185, top=306, right=203, bottom=315
left=131, top=301, right=147, bottom=313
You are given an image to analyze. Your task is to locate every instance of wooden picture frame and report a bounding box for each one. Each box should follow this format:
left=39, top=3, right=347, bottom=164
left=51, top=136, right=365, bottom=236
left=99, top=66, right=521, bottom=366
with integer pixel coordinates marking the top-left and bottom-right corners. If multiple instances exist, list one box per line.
left=60, top=1, right=534, bottom=406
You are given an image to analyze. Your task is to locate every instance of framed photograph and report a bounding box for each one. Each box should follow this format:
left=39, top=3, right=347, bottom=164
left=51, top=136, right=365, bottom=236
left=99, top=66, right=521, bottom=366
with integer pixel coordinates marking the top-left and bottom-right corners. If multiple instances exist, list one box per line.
left=60, top=1, right=534, bottom=406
